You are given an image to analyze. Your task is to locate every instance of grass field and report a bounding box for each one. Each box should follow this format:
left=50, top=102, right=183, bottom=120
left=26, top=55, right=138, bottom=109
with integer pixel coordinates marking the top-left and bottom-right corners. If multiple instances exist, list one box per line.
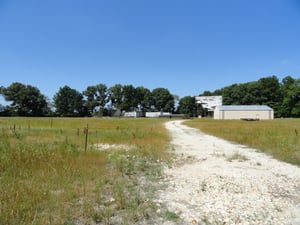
left=2, top=117, right=300, bottom=225
left=184, top=118, right=300, bottom=166
left=0, top=117, right=170, bottom=225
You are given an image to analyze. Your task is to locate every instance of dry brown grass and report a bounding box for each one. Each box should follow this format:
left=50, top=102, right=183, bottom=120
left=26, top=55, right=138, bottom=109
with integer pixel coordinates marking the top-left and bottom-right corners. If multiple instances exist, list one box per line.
left=184, top=118, right=300, bottom=166
left=0, top=117, right=170, bottom=225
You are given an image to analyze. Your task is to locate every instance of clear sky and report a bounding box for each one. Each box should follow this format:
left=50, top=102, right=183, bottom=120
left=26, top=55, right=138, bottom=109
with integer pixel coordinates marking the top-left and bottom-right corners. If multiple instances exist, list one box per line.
left=1, top=0, right=300, bottom=103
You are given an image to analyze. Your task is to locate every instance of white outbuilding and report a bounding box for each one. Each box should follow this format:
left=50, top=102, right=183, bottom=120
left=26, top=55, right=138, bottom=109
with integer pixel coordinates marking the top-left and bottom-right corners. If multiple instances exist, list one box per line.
left=196, top=96, right=222, bottom=112
left=123, top=111, right=144, bottom=118
left=145, top=112, right=172, bottom=118
left=214, top=105, right=274, bottom=120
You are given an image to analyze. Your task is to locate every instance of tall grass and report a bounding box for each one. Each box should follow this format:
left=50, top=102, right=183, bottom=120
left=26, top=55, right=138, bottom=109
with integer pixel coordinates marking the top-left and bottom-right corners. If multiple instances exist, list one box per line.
left=185, top=119, right=300, bottom=166
left=0, top=117, right=170, bottom=225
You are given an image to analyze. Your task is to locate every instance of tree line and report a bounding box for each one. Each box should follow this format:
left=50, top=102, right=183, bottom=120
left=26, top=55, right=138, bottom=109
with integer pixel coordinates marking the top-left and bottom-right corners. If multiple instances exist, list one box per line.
left=0, top=83, right=176, bottom=117
left=197, top=75, right=300, bottom=118
left=1, top=75, right=299, bottom=117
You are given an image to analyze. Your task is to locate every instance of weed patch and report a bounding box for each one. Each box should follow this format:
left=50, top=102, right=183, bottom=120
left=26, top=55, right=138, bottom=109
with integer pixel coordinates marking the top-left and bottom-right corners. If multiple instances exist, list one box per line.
left=226, top=152, right=249, bottom=162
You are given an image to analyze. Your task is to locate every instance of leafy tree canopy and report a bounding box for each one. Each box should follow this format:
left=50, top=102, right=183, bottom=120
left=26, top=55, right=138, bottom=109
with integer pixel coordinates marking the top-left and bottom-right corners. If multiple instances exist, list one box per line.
left=151, top=88, right=175, bottom=112
left=83, top=83, right=108, bottom=116
left=53, top=85, right=85, bottom=117
left=178, top=96, right=197, bottom=117
left=0, top=82, right=48, bottom=116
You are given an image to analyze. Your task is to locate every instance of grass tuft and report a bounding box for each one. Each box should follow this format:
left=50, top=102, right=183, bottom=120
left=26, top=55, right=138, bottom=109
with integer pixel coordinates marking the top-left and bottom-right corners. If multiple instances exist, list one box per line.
left=163, top=210, right=180, bottom=222
left=226, top=152, right=249, bottom=162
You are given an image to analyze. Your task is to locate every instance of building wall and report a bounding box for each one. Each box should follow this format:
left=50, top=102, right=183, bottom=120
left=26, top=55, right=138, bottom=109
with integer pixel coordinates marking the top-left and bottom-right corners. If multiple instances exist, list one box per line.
left=124, top=111, right=144, bottom=117
left=195, top=96, right=222, bottom=111
left=145, top=112, right=172, bottom=118
left=214, top=109, right=274, bottom=120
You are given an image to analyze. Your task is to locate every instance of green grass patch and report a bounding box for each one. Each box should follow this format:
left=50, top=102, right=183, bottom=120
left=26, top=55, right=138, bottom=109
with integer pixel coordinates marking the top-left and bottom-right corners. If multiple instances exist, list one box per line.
left=184, top=118, right=300, bottom=166
left=163, top=210, right=180, bottom=222
left=0, top=117, right=171, bottom=225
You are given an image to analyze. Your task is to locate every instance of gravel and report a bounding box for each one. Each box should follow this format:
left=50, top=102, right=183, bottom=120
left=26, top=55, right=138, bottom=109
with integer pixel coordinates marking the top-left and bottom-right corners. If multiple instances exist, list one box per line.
left=156, top=120, right=300, bottom=225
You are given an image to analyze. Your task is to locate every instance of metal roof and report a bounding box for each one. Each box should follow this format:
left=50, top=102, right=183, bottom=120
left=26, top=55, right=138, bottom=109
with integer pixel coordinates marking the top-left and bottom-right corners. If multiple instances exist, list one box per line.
left=217, top=105, right=273, bottom=111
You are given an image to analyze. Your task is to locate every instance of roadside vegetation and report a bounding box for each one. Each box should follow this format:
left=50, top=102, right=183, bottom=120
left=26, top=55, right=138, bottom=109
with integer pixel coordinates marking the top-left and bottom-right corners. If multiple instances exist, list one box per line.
left=185, top=118, right=300, bottom=166
left=0, top=117, right=171, bottom=225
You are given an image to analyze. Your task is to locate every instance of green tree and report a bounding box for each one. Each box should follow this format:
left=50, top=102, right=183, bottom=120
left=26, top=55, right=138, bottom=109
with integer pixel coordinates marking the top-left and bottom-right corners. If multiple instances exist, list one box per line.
left=108, top=84, right=123, bottom=111
left=151, top=88, right=174, bottom=112
left=221, top=81, right=260, bottom=105
left=257, top=76, right=282, bottom=115
left=135, top=86, right=152, bottom=112
left=280, top=76, right=300, bottom=117
left=83, top=83, right=108, bottom=116
left=291, top=80, right=300, bottom=117
left=219, top=76, right=282, bottom=116
left=0, top=82, right=48, bottom=116
left=201, top=90, right=214, bottom=96
left=121, top=85, right=136, bottom=111
left=221, top=84, right=246, bottom=105
left=178, top=96, right=197, bottom=117
left=53, top=85, right=85, bottom=117
left=242, top=81, right=260, bottom=105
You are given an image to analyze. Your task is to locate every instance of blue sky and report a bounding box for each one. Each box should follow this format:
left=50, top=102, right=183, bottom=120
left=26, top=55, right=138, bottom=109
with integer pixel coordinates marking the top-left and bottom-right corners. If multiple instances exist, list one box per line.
left=1, top=0, right=300, bottom=103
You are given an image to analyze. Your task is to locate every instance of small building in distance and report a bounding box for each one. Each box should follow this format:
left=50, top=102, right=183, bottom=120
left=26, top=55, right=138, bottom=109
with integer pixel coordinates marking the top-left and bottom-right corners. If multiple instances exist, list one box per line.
left=123, top=111, right=144, bottom=118
left=214, top=105, right=274, bottom=120
left=145, top=112, right=172, bottom=118
left=196, top=96, right=222, bottom=113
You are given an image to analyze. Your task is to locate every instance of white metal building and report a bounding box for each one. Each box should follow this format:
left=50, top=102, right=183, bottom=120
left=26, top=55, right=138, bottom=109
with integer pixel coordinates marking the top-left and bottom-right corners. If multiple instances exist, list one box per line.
left=123, top=111, right=144, bottom=118
left=196, top=96, right=222, bottom=111
left=214, top=105, right=274, bottom=120
left=145, top=112, right=171, bottom=118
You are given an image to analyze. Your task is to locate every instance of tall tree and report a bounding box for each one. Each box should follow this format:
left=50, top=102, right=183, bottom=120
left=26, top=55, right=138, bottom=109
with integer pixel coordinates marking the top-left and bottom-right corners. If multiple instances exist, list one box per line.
left=280, top=76, right=300, bottom=117
left=221, top=84, right=246, bottom=105
left=217, top=76, right=281, bottom=107
left=121, top=85, right=136, bottom=111
left=108, top=84, right=123, bottom=110
left=290, top=79, right=300, bottom=117
left=83, top=83, right=108, bottom=116
left=53, top=85, right=85, bottom=117
left=0, top=82, right=48, bottom=116
left=151, top=88, right=174, bottom=112
left=135, top=86, right=152, bottom=112
left=178, top=96, right=197, bottom=117
left=257, top=76, right=282, bottom=106
left=242, top=81, right=260, bottom=105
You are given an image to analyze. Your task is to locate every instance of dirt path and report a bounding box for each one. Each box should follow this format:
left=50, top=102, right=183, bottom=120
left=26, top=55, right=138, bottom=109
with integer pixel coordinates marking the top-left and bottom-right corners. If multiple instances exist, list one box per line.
left=157, top=120, right=300, bottom=225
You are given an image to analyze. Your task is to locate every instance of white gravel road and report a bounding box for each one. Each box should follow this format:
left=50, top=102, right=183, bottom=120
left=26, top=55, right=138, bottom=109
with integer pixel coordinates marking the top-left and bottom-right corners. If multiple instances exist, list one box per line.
left=156, top=120, right=300, bottom=225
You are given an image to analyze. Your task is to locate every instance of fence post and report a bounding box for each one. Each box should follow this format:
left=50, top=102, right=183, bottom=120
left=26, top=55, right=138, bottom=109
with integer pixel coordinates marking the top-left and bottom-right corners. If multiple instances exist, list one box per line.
left=84, top=124, right=89, bottom=152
